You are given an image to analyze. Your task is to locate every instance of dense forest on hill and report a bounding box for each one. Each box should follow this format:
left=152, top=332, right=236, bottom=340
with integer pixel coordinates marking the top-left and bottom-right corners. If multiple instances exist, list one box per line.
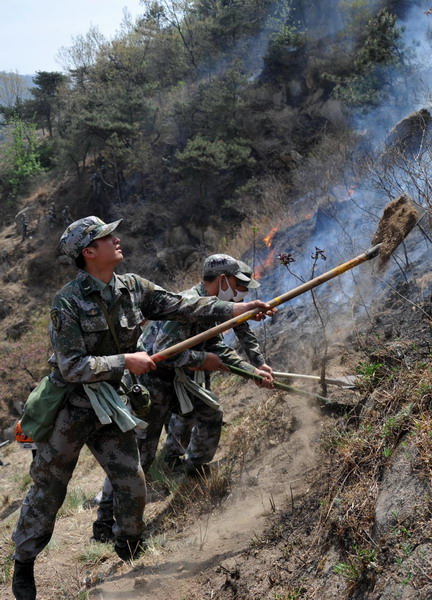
left=0, top=0, right=417, bottom=239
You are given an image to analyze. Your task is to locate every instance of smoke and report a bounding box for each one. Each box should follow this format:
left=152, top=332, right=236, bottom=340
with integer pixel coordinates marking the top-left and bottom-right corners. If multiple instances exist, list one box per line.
left=353, top=2, right=432, bottom=144
left=235, top=3, right=432, bottom=370
left=222, top=2, right=432, bottom=373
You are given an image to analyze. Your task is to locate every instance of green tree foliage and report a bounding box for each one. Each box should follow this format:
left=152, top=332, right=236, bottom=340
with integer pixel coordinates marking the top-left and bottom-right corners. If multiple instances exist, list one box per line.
left=175, top=135, right=255, bottom=173
left=0, top=116, right=43, bottom=197
left=331, top=9, right=404, bottom=108
left=28, top=71, right=68, bottom=137
left=17, top=0, right=411, bottom=226
left=265, top=24, right=306, bottom=68
left=174, top=135, right=255, bottom=198
left=338, top=0, right=375, bottom=36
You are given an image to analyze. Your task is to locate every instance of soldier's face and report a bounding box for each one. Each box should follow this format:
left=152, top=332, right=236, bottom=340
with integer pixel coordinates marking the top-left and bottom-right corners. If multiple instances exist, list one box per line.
left=90, top=233, right=123, bottom=266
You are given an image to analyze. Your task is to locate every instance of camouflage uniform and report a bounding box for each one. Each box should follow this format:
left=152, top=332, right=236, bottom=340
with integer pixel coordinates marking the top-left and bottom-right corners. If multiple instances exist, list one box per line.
left=135, top=282, right=256, bottom=472
left=164, top=318, right=266, bottom=460
left=12, top=271, right=233, bottom=562
left=61, top=206, right=72, bottom=226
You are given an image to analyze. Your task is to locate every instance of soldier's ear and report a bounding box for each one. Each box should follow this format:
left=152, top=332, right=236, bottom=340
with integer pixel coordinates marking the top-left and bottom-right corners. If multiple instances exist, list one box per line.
left=82, top=247, right=96, bottom=259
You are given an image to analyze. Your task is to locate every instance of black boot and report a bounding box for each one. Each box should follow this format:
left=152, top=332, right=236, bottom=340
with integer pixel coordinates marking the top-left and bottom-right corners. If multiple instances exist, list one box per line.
left=164, top=455, right=184, bottom=471
left=185, top=461, right=212, bottom=478
left=114, top=537, right=148, bottom=562
left=12, top=559, right=36, bottom=600
left=92, top=519, right=115, bottom=542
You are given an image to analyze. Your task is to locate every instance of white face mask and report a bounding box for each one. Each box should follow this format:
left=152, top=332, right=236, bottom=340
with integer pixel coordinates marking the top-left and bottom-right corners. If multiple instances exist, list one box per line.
left=233, top=289, right=248, bottom=302
left=217, top=275, right=236, bottom=301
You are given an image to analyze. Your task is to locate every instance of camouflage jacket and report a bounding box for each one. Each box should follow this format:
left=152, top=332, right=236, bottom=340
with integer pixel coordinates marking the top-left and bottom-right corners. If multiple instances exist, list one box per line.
left=139, top=283, right=257, bottom=373
left=48, top=271, right=233, bottom=384
left=232, top=320, right=265, bottom=367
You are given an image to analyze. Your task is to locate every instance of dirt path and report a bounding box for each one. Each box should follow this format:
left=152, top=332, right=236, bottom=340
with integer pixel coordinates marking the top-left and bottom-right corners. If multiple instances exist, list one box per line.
left=89, top=390, right=325, bottom=600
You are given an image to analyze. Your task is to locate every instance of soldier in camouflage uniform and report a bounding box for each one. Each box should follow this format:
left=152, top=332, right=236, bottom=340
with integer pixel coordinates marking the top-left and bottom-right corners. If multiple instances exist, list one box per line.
left=61, top=205, right=72, bottom=226
left=163, top=259, right=273, bottom=466
left=93, top=254, right=274, bottom=541
left=11, top=220, right=272, bottom=600
left=20, top=214, right=29, bottom=241
left=137, top=254, right=273, bottom=477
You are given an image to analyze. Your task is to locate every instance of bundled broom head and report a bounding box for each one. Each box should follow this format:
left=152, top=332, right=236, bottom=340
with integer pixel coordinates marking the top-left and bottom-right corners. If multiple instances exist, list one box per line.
left=371, top=194, right=419, bottom=265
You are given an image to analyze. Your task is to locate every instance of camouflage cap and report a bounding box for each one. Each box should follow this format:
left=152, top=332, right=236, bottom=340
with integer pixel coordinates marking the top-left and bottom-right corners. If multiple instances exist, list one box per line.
left=237, top=260, right=260, bottom=289
left=59, top=216, right=122, bottom=259
left=203, top=254, right=250, bottom=284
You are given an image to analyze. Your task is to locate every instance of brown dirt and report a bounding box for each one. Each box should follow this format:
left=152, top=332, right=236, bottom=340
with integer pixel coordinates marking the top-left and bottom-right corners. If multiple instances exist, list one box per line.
left=371, top=194, right=419, bottom=265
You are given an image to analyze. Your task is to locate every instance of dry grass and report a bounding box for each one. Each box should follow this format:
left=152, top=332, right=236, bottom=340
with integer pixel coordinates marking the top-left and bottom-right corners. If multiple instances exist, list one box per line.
left=149, top=388, right=290, bottom=534
left=311, top=346, right=432, bottom=590
left=155, top=462, right=234, bottom=532
left=225, top=391, right=290, bottom=466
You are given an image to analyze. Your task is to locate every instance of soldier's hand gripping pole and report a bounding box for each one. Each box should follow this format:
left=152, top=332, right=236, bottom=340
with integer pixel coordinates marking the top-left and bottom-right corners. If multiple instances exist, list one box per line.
left=150, top=244, right=382, bottom=364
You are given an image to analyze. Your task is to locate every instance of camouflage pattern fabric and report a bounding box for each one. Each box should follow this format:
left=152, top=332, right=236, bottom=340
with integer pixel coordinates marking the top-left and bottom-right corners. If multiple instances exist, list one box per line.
left=164, top=312, right=266, bottom=459
left=203, top=253, right=250, bottom=283
left=138, top=371, right=223, bottom=471
left=48, top=271, right=232, bottom=385
left=58, top=216, right=122, bottom=259
left=232, top=320, right=266, bottom=368
left=97, top=371, right=223, bottom=522
left=137, top=283, right=256, bottom=467
left=13, top=271, right=234, bottom=561
left=164, top=410, right=194, bottom=459
left=13, top=402, right=145, bottom=561
left=145, top=283, right=256, bottom=372
left=95, top=283, right=260, bottom=524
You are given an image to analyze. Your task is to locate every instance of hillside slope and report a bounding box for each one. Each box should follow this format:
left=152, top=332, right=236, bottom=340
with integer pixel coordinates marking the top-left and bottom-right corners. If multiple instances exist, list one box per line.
left=1, top=230, right=431, bottom=600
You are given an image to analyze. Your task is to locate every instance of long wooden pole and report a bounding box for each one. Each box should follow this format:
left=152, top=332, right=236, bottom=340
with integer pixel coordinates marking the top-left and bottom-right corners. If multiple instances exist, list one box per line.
left=272, top=372, right=357, bottom=388
left=151, top=243, right=381, bottom=363
left=224, top=364, right=329, bottom=402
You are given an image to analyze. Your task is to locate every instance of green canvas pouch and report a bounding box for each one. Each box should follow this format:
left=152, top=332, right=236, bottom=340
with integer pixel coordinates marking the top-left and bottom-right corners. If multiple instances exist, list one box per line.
left=20, top=376, right=72, bottom=442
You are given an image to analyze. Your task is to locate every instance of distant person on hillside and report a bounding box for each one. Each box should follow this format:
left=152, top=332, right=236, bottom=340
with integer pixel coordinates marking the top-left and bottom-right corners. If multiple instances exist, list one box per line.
left=11, top=220, right=275, bottom=600
left=20, top=214, right=29, bottom=241
left=90, top=172, right=102, bottom=197
left=61, top=205, right=72, bottom=226
left=47, top=203, right=57, bottom=228
left=92, top=254, right=273, bottom=543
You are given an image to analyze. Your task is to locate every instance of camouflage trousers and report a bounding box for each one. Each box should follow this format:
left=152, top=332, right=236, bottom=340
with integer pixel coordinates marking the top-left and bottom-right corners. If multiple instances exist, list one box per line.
left=137, top=371, right=223, bottom=471
left=164, top=412, right=194, bottom=459
left=13, top=398, right=146, bottom=561
left=97, top=371, right=222, bottom=522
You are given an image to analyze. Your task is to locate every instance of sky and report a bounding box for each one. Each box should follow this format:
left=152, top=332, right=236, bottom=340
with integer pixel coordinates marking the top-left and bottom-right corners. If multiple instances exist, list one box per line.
left=0, top=0, right=145, bottom=75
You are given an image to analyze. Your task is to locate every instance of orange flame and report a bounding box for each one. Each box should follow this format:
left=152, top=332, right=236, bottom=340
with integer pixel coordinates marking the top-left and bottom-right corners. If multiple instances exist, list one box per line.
left=263, top=226, right=279, bottom=248
left=253, top=211, right=313, bottom=280
left=254, top=248, right=277, bottom=280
